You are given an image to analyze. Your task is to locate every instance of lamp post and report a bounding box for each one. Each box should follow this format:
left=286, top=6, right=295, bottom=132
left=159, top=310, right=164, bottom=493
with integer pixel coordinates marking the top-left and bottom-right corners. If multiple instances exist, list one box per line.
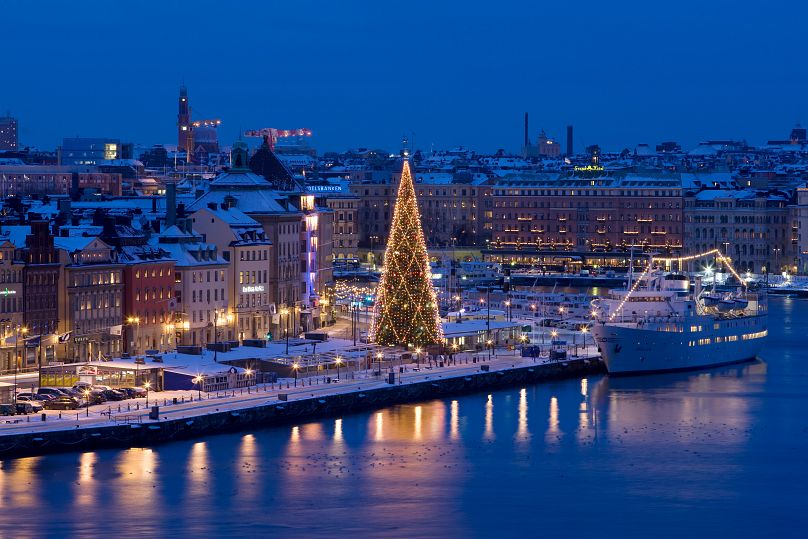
left=144, top=381, right=151, bottom=406
left=213, top=310, right=220, bottom=363
left=281, top=308, right=290, bottom=355
left=413, top=348, right=420, bottom=370
left=84, top=389, right=91, bottom=416
left=504, top=300, right=511, bottom=322
left=335, top=356, right=342, bottom=380
left=194, top=375, right=203, bottom=400
left=486, top=339, right=493, bottom=361
left=292, top=362, right=299, bottom=387
left=580, top=326, right=589, bottom=356
left=13, top=326, right=28, bottom=404
left=519, top=334, right=528, bottom=355
left=127, top=316, right=140, bottom=356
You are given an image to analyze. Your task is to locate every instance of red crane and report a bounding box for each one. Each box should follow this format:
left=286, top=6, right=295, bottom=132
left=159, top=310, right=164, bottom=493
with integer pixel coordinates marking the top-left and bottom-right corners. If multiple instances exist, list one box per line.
left=244, top=128, right=312, bottom=150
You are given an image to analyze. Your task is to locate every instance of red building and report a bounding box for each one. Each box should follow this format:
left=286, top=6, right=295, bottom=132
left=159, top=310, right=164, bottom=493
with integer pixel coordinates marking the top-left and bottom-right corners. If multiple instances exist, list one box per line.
left=121, top=249, right=176, bottom=354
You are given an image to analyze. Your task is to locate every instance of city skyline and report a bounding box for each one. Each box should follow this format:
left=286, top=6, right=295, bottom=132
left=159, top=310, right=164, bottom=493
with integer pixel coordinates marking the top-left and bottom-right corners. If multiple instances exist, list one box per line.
left=4, top=0, right=808, bottom=153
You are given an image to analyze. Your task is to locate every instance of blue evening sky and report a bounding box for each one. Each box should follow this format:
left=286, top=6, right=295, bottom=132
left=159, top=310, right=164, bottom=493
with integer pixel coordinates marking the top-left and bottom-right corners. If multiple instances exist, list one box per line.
left=3, top=0, right=806, bottom=153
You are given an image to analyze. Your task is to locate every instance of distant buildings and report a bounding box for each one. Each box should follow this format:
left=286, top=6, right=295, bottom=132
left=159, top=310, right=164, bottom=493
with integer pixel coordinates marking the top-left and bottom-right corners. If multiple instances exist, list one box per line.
left=0, top=114, right=18, bottom=151
left=59, top=137, right=132, bottom=166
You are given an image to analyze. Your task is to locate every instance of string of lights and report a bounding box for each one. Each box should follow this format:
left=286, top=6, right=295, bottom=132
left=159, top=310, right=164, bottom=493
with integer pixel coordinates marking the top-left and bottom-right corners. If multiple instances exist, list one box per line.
left=371, top=160, right=443, bottom=347
left=607, top=248, right=747, bottom=322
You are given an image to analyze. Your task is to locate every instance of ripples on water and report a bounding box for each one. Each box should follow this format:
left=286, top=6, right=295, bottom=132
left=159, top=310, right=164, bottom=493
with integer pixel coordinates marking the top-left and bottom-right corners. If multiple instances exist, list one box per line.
left=1, top=298, right=806, bottom=538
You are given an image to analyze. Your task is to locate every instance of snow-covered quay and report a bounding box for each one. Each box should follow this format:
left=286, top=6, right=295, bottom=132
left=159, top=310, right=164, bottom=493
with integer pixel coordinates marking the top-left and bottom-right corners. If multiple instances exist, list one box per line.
left=0, top=350, right=602, bottom=460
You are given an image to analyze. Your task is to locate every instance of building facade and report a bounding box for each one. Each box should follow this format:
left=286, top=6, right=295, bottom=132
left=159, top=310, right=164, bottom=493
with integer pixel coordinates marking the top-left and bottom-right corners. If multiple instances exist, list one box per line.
left=190, top=204, right=273, bottom=342
left=684, top=189, right=794, bottom=273
left=56, top=237, right=124, bottom=362
left=490, top=173, right=684, bottom=254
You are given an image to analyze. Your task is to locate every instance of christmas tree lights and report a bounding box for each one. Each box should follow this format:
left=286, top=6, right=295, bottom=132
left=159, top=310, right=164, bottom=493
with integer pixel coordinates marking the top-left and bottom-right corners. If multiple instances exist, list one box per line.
left=371, top=160, right=443, bottom=347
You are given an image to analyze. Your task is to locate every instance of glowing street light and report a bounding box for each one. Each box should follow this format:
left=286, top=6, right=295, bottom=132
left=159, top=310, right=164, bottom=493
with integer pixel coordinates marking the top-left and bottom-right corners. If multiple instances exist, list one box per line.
left=193, top=375, right=203, bottom=400
left=292, top=362, right=299, bottom=387
left=335, top=356, right=343, bottom=380
left=144, top=381, right=151, bottom=406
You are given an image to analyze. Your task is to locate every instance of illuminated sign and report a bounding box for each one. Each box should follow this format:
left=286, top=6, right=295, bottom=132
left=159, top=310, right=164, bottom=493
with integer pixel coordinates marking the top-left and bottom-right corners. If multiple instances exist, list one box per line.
left=306, top=185, right=344, bottom=192
left=574, top=165, right=604, bottom=172
left=242, top=285, right=265, bottom=293
left=0, top=288, right=16, bottom=296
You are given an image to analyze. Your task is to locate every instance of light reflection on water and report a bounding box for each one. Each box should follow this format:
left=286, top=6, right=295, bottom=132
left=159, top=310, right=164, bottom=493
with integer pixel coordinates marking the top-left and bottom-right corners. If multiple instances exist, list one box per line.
left=0, top=298, right=805, bottom=538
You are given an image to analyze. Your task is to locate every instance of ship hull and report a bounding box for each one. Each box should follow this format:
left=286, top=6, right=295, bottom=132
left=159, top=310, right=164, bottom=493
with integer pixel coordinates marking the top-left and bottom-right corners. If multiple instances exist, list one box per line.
left=591, top=315, right=767, bottom=375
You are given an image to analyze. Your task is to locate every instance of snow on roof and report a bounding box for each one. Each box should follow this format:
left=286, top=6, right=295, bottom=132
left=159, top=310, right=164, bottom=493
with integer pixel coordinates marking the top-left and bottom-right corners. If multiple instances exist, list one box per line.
left=54, top=235, right=97, bottom=252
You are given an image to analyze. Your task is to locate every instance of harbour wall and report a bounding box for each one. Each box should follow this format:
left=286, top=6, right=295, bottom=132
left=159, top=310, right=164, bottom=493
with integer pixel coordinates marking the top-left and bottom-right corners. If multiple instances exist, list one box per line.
left=0, top=357, right=604, bottom=460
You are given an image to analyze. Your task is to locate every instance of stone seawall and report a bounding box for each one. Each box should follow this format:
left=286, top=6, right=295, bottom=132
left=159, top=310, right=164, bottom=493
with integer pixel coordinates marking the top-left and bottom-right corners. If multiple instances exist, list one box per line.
left=0, top=358, right=603, bottom=460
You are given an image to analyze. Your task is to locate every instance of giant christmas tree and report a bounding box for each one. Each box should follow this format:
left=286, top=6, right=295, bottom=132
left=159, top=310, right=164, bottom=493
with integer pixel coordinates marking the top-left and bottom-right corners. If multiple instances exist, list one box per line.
left=372, top=160, right=443, bottom=347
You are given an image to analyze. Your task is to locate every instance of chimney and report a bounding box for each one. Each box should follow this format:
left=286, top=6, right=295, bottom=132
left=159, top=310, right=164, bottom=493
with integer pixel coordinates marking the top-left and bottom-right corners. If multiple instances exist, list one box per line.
left=524, top=112, right=529, bottom=148
left=166, top=182, right=177, bottom=227
left=566, top=125, right=574, bottom=157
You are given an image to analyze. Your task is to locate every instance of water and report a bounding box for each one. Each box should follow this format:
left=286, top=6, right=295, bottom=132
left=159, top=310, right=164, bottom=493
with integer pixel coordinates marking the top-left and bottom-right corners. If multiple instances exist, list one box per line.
left=2, top=298, right=806, bottom=538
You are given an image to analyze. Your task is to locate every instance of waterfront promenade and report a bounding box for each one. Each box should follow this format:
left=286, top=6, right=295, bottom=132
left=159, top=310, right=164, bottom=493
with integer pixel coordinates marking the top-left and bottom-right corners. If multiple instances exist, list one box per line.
left=0, top=345, right=601, bottom=458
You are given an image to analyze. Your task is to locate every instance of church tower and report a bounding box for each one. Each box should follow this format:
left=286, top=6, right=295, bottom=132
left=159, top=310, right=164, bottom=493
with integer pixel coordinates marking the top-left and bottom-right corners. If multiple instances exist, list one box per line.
left=177, top=85, right=192, bottom=159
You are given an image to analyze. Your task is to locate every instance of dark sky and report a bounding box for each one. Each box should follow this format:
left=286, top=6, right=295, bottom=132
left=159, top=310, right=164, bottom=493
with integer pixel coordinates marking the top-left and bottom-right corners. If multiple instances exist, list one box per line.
left=4, top=0, right=806, bottom=154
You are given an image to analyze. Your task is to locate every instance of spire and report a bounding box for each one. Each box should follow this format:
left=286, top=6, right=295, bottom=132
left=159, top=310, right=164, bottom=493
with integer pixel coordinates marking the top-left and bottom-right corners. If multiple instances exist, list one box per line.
left=371, top=160, right=443, bottom=347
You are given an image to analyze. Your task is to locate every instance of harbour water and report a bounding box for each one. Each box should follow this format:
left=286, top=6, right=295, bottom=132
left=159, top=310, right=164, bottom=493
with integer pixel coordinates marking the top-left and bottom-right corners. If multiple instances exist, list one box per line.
left=1, top=297, right=806, bottom=538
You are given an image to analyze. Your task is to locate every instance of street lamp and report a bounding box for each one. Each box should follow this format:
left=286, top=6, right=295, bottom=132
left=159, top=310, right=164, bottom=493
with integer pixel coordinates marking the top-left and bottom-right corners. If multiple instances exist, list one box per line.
left=144, top=381, right=151, bottom=406
left=281, top=308, right=290, bottom=355
left=193, top=375, right=203, bottom=400
left=335, top=356, right=342, bottom=380
left=580, top=326, right=589, bottom=355
left=13, top=325, right=28, bottom=404
left=486, top=339, right=493, bottom=361
left=504, top=300, right=511, bottom=322
left=127, top=316, right=141, bottom=356
left=292, top=362, right=299, bottom=387
left=84, top=389, right=91, bottom=416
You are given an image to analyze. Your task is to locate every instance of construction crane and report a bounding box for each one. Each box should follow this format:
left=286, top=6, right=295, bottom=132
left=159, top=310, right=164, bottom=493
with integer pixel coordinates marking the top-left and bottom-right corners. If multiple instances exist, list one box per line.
left=243, top=128, right=312, bottom=150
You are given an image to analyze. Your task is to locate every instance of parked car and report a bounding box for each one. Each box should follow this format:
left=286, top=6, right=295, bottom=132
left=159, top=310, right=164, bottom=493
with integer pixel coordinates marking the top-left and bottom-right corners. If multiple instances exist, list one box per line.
left=86, top=391, right=106, bottom=405
left=15, top=396, right=44, bottom=412
left=14, top=402, right=34, bottom=415
left=34, top=392, right=57, bottom=401
left=73, top=381, right=93, bottom=391
left=0, top=404, right=17, bottom=416
left=120, top=387, right=147, bottom=399
left=101, top=389, right=126, bottom=401
left=37, top=387, right=70, bottom=399
left=42, top=396, right=79, bottom=411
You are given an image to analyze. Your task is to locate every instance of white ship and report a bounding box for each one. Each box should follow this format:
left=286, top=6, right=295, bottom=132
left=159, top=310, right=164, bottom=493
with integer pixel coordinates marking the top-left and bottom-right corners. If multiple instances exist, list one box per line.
left=590, top=252, right=767, bottom=375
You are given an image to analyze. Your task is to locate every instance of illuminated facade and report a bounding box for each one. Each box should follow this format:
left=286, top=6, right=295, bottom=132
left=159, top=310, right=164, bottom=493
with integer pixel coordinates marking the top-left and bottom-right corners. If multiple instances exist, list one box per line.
left=490, top=173, right=684, bottom=254
left=0, top=239, right=25, bottom=374
left=190, top=205, right=273, bottom=342
left=684, top=189, right=794, bottom=273
left=55, top=237, right=124, bottom=362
